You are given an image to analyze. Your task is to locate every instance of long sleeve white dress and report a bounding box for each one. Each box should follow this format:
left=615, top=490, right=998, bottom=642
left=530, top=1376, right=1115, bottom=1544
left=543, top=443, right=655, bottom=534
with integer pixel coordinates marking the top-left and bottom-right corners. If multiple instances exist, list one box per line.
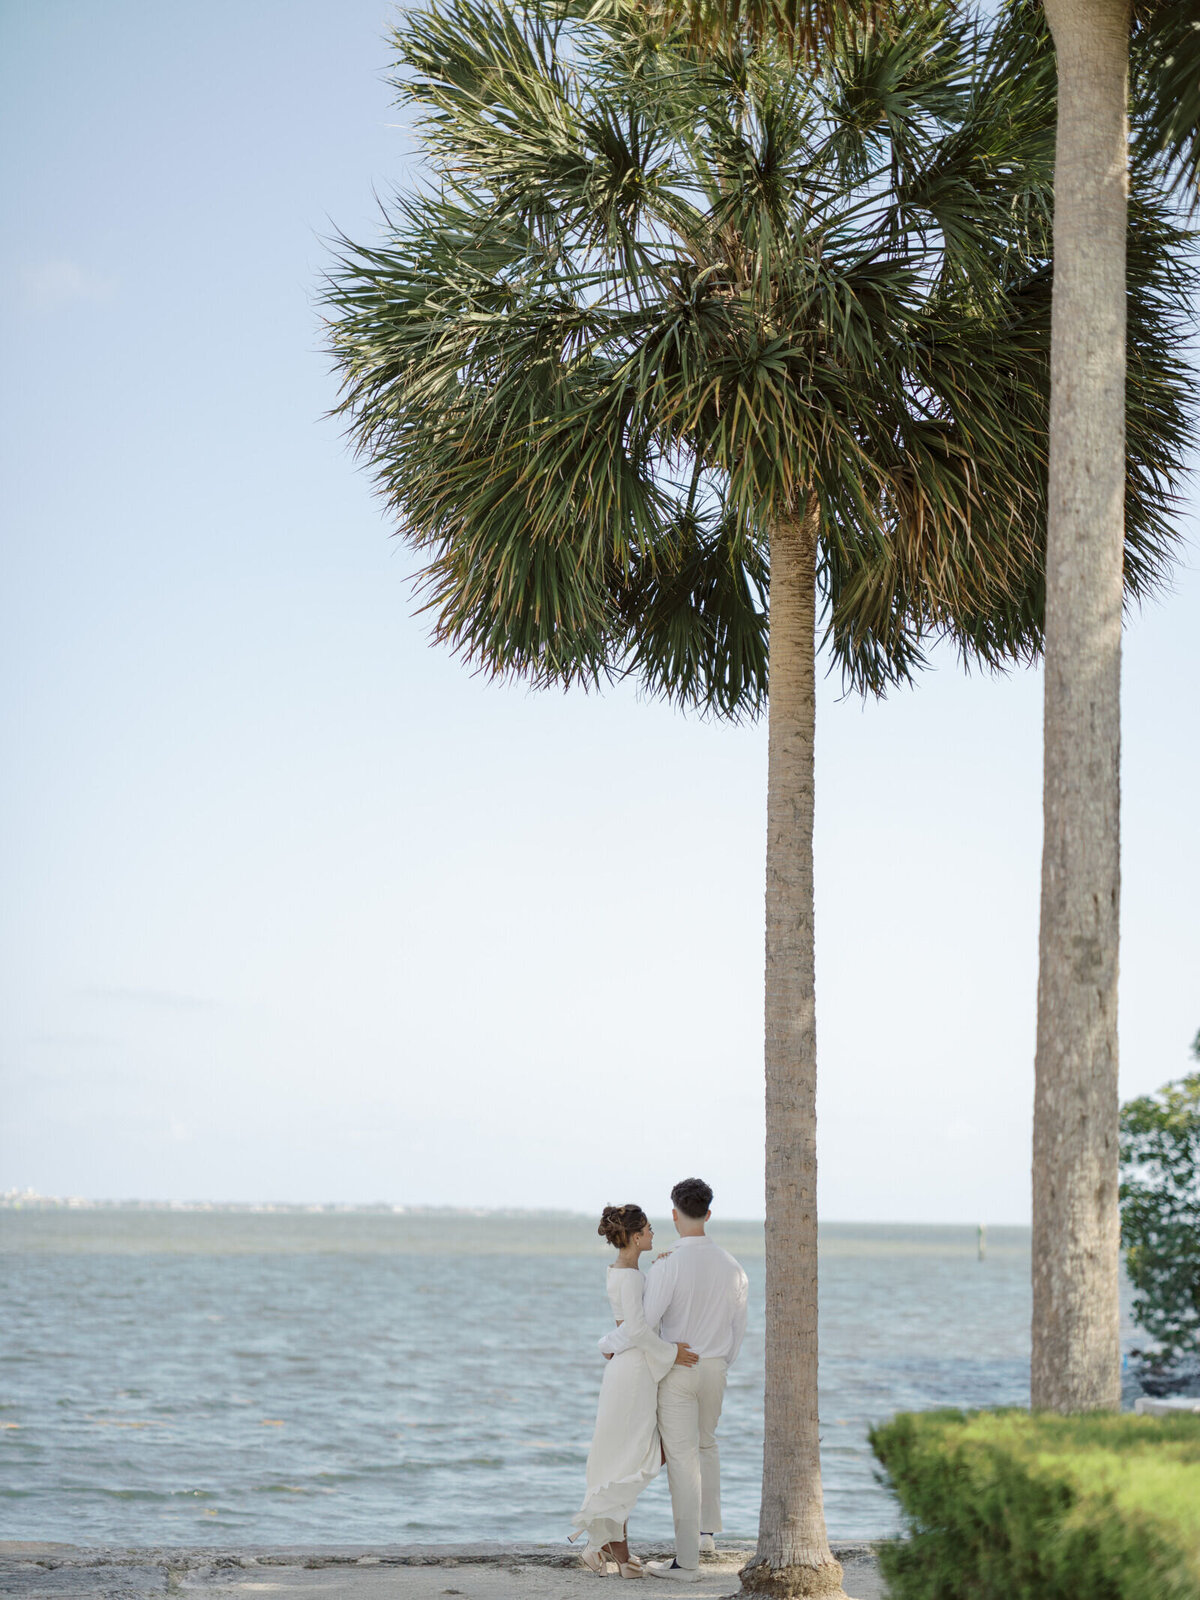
left=571, top=1265, right=677, bottom=1551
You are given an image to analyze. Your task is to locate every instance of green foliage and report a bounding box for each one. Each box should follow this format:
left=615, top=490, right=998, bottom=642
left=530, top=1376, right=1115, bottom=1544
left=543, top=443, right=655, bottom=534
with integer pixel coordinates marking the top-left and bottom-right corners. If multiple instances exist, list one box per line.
left=323, top=0, right=1194, bottom=715
left=558, top=0, right=1200, bottom=207
left=1120, top=1040, right=1200, bottom=1366
left=1132, top=1, right=1200, bottom=202
left=870, top=1408, right=1200, bottom=1600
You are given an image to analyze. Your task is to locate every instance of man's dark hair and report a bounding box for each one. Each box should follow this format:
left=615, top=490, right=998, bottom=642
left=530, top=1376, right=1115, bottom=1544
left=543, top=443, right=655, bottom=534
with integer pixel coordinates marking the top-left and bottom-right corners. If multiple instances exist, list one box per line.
left=671, top=1177, right=713, bottom=1219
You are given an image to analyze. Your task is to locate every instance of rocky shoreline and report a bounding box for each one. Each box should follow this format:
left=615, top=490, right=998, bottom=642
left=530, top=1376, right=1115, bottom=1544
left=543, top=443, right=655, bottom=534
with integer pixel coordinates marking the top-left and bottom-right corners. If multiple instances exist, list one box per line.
left=0, top=1542, right=887, bottom=1599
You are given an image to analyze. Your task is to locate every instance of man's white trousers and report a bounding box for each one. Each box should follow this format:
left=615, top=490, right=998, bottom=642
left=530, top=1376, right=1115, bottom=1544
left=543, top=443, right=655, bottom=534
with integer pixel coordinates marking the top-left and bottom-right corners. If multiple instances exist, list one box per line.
left=657, top=1357, right=727, bottom=1571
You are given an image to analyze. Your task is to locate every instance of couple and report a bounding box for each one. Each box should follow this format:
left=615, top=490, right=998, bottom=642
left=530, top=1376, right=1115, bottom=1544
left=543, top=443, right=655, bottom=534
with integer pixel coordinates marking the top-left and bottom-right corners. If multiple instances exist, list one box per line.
left=571, top=1178, right=748, bottom=1582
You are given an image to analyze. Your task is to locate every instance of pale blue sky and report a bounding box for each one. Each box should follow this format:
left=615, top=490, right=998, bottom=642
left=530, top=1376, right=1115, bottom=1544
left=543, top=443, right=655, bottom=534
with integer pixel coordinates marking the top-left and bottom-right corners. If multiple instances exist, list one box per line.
left=2, top=0, right=1197, bottom=1223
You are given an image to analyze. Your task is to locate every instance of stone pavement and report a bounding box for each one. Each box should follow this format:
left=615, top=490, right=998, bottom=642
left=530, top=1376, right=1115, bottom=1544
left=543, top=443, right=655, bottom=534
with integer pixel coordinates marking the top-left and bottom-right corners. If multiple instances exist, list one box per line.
left=0, top=1543, right=887, bottom=1600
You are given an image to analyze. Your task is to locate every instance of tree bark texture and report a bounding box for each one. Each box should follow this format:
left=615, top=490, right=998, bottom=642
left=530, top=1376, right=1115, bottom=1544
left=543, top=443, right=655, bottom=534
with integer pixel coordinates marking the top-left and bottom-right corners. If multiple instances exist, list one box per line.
left=741, top=500, right=845, bottom=1600
left=1032, top=0, right=1128, bottom=1414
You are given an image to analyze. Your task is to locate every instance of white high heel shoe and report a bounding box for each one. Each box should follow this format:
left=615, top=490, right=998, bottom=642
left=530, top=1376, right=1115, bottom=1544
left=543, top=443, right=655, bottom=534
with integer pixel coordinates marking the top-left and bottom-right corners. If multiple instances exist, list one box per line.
left=569, top=1531, right=611, bottom=1575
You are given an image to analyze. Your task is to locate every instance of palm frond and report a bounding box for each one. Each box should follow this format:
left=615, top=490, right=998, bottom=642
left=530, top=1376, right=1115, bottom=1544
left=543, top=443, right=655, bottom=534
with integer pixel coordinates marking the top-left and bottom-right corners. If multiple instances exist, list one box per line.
left=1132, top=0, right=1200, bottom=200
left=322, top=0, right=1195, bottom=715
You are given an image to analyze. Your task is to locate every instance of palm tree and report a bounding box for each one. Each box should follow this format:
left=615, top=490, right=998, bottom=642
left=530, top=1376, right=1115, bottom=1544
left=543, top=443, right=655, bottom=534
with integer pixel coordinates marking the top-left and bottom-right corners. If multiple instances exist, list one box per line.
left=713, top=0, right=1200, bottom=1417
left=323, top=0, right=1192, bottom=1588
left=1028, top=0, right=1200, bottom=1415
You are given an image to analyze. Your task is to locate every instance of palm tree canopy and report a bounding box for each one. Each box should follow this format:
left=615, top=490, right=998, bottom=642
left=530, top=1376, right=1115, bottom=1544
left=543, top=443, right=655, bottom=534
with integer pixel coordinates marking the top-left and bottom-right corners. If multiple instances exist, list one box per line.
left=669, top=0, right=1200, bottom=197
left=323, top=0, right=1193, bottom=717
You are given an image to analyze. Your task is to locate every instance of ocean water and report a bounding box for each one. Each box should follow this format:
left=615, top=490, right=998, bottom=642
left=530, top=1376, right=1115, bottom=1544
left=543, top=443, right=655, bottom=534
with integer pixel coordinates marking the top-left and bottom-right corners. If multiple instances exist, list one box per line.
left=0, top=1208, right=1041, bottom=1547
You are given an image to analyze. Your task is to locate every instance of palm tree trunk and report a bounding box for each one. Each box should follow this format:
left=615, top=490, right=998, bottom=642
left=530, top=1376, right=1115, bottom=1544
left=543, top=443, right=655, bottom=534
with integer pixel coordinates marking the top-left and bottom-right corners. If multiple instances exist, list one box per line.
left=741, top=498, right=845, bottom=1600
left=1032, top=0, right=1129, bottom=1414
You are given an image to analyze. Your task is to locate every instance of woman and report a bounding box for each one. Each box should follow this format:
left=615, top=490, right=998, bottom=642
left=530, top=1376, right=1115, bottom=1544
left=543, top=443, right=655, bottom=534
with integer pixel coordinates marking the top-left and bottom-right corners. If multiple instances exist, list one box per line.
left=570, top=1204, right=697, bottom=1577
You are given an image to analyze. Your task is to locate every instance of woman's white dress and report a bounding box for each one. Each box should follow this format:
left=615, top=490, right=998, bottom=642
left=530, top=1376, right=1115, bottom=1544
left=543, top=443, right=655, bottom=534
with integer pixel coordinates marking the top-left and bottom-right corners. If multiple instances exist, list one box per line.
left=572, top=1266, right=677, bottom=1548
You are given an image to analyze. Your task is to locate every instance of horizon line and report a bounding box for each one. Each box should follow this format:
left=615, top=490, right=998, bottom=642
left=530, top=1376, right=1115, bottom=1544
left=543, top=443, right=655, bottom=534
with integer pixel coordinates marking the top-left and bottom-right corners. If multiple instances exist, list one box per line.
left=0, top=1191, right=1032, bottom=1228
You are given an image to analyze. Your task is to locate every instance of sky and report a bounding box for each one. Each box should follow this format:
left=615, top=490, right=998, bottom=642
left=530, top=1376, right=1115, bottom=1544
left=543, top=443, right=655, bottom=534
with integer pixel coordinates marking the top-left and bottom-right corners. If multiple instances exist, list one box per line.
left=2, top=0, right=1197, bottom=1225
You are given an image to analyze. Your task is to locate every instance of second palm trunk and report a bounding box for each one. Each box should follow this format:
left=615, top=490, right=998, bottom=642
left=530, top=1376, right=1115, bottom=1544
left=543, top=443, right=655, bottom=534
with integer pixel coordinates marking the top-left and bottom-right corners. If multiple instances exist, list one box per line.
left=1033, top=0, right=1129, bottom=1415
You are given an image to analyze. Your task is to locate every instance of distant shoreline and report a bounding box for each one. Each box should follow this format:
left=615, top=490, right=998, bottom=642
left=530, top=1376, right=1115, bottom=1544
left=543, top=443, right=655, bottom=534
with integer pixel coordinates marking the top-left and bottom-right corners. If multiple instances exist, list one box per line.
left=1, top=1192, right=1031, bottom=1229
left=0, top=1193, right=597, bottom=1217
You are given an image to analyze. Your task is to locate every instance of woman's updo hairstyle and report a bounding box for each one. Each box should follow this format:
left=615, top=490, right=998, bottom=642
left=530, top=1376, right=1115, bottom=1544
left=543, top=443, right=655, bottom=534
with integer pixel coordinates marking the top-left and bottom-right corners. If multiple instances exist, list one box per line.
left=598, top=1204, right=648, bottom=1250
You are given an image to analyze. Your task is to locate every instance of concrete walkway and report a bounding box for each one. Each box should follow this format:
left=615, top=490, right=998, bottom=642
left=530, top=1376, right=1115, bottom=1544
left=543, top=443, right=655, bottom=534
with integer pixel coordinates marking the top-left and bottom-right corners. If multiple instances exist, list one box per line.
left=0, top=1543, right=887, bottom=1600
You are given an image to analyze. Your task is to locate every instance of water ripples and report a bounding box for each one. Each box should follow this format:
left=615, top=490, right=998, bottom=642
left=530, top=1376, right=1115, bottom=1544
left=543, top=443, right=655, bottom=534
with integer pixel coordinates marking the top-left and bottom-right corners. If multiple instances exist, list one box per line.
left=0, top=1213, right=1046, bottom=1545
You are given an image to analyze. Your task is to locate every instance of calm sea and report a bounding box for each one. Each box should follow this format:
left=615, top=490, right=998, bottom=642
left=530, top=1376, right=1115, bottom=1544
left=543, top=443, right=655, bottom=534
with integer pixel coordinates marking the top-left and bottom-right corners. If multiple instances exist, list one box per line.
left=1, top=1209, right=1051, bottom=1547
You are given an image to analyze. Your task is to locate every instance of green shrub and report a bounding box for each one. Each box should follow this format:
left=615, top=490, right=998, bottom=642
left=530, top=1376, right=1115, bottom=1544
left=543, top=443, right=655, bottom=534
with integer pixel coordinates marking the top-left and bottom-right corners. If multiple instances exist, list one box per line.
left=1120, top=1043, right=1200, bottom=1367
left=870, top=1408, right=1200, bottom=1600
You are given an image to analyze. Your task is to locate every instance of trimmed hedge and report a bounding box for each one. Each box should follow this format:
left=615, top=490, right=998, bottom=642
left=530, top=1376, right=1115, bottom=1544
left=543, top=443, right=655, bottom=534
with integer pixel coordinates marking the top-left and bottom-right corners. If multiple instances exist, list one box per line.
left=870, top=1408, right=1200, bottom=1600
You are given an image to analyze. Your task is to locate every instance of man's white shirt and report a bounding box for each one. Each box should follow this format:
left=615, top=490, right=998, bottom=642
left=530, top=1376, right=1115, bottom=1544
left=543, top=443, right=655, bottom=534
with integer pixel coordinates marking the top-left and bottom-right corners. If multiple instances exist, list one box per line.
left=598, top=1235, right=748, bottom=1364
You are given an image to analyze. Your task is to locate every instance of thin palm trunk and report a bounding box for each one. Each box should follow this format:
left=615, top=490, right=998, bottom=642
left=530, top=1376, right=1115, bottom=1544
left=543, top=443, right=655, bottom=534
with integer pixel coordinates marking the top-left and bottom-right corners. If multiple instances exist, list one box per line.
left=1032, top=0, right=1129, bottom=1413
left=742, top=498, right=845, bottom=1599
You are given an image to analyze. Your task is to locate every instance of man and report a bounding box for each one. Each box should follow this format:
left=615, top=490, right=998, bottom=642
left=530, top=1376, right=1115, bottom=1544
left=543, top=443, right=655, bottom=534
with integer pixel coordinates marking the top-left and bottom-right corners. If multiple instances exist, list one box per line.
left=599, top=1177, right=749, bottom=1582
